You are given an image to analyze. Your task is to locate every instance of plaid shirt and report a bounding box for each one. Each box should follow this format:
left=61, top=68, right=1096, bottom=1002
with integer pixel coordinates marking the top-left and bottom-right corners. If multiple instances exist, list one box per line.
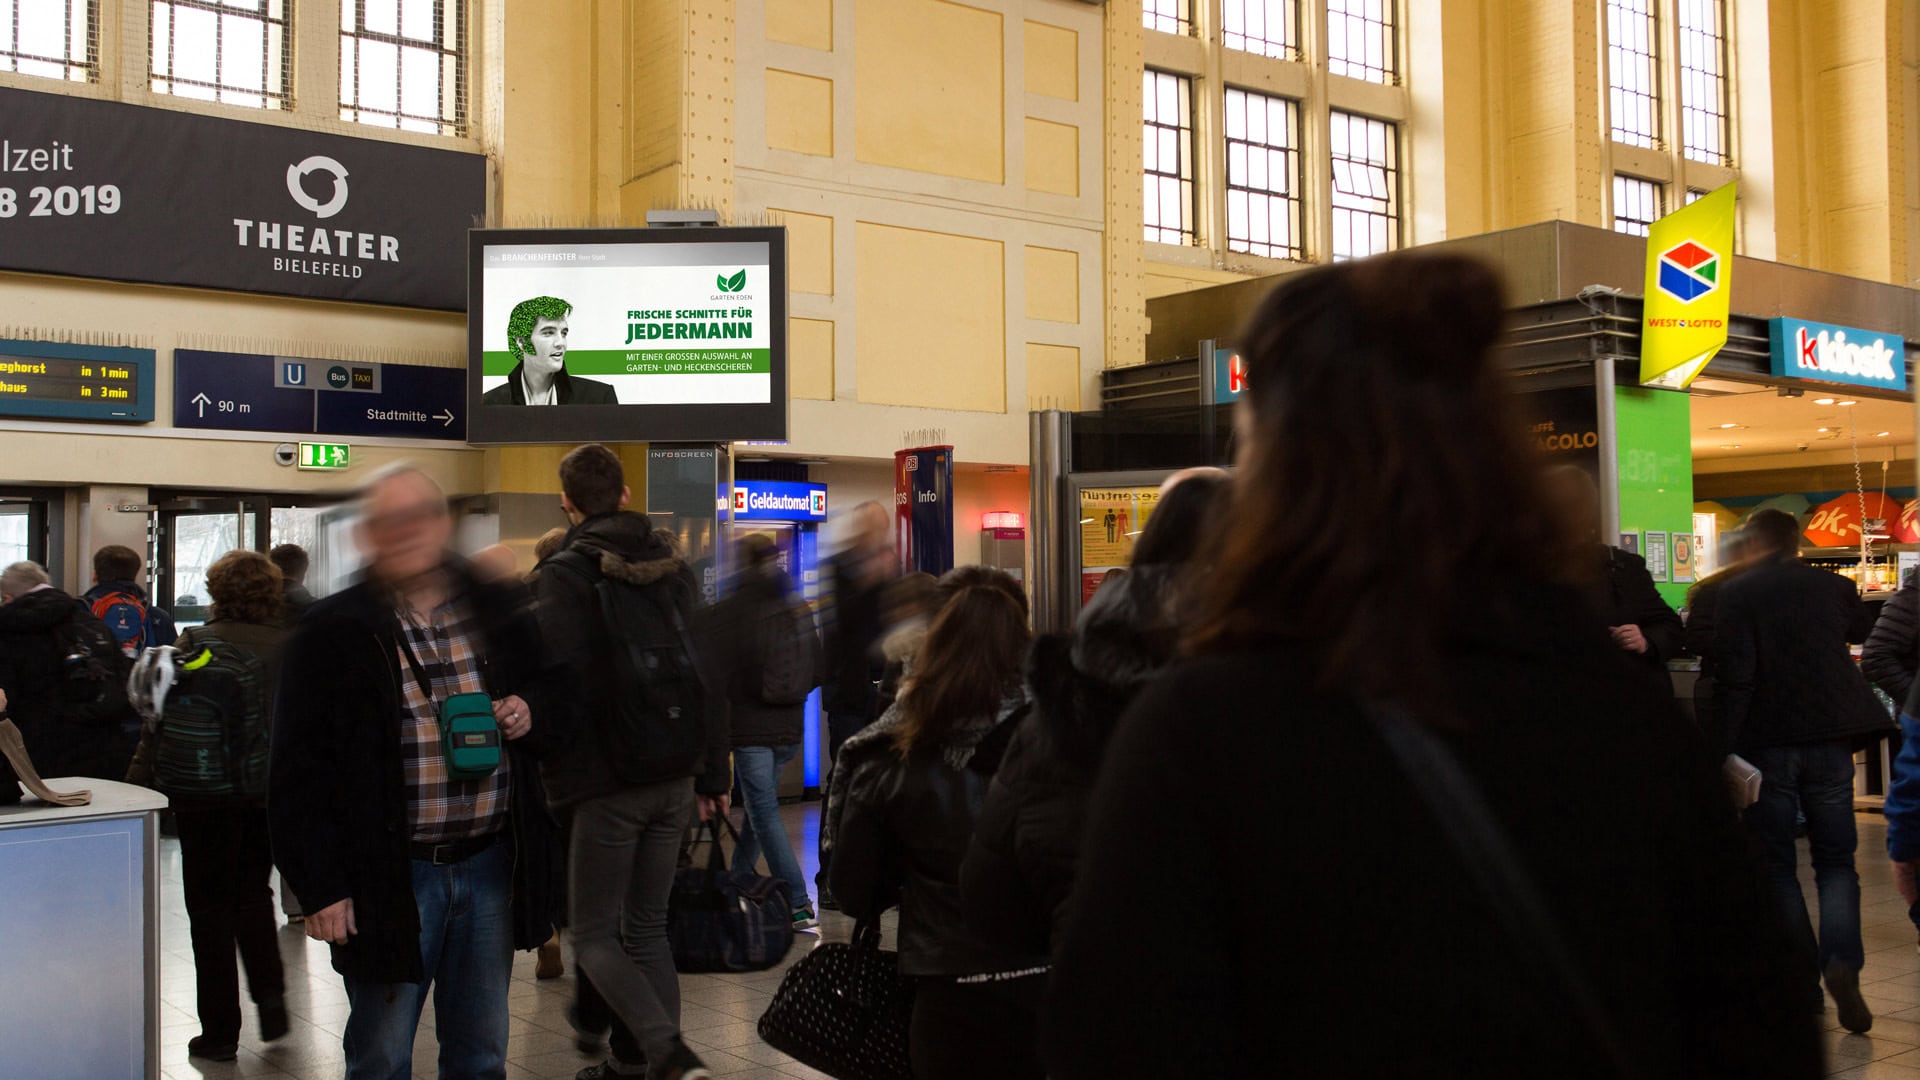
left=396, top=594, right=511, bottom=844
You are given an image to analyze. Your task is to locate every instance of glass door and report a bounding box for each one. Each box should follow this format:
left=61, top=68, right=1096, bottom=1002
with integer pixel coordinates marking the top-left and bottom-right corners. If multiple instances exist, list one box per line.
left=153, top=498, right=266, bottom=628
left=0, top=495, right=48, bottom=567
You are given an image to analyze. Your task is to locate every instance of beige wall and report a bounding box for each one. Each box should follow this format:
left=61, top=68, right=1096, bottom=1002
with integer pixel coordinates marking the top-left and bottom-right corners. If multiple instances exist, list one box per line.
left=734, top=0, right=1107, bottom=467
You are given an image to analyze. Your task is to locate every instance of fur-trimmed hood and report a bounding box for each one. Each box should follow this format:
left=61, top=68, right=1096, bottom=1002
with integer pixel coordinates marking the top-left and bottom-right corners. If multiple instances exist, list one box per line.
left=564, top=511, right=684, bottom=586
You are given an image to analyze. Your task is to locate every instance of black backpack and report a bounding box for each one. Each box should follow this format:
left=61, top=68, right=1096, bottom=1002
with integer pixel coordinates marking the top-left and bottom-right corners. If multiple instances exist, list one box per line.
left=757, top=595, right=822, bottom=707
left=54, top=606, right=131, bottom=720
left=550, top=552, right=710, bottom=785
left=149, top=629, right=271, bottom=799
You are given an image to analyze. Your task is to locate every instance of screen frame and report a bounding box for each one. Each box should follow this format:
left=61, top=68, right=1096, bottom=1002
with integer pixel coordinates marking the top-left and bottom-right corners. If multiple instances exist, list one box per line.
left=466, top=225, right=790, bottom=445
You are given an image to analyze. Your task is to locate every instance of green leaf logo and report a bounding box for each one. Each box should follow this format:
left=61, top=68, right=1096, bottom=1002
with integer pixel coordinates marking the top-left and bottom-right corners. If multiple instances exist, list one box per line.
left=719, top=269, right=747, bottom=293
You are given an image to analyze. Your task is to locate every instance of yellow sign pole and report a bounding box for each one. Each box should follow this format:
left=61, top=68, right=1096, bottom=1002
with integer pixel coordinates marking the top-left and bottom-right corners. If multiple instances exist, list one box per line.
left=1638, top=183, right=1736, bottom=389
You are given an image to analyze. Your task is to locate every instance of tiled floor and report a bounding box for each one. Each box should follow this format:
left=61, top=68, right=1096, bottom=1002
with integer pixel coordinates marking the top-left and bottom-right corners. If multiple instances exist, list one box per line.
left=156, top=807, right=1920, bottom=1079
left=159, top=801, right=851, bottom=1080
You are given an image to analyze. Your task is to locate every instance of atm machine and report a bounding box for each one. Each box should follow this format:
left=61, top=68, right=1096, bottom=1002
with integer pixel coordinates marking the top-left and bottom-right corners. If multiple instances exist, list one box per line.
left=723, top=478, right=830, bottom=797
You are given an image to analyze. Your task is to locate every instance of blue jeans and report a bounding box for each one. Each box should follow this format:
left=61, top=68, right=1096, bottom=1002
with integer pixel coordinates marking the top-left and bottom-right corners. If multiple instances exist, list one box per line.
left=733, top=743, right=810, bottom=909
left=1744, top=740, right=1864, bottom=986
left=343, top=840, right=514, bottom=1080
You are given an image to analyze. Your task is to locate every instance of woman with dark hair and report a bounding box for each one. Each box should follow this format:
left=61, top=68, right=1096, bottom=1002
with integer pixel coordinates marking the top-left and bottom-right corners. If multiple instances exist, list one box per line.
left=1042, top=253, right=1817, bottom=1078
left=831, top=580, right=1047, bottom=1080
left=128, top=550, right=289, bottom=1062
left=962, top=468, right=1226, bottom=957
left=818, top=566, right=1031, bottom=900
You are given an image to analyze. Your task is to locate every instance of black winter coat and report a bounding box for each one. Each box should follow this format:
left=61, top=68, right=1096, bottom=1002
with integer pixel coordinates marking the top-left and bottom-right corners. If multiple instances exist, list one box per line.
left=1718, top=555, right=1890, bottom=753
left=268, top=564, right=563, bottom=985
left=1864, top=574, right=1918, bottom=709
left=1594, top=546, right=1684, bottom=687
left=1044, top=581, right=1819, bottom=1079
left=822, top=552, right=885, bottom=724
left=0, top=588, right=124, bottom=780
left=831, top=694, right=1041, bottom=977
left=711, top=565, right=812, bottom=749
left=961, top=565, right=1180, bottom=956
left=531, top=512, right=732, bottom=804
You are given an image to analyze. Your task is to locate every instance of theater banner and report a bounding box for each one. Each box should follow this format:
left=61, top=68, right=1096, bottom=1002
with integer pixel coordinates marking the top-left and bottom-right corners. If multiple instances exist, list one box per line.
left=0, top=85, right=483, bottom=310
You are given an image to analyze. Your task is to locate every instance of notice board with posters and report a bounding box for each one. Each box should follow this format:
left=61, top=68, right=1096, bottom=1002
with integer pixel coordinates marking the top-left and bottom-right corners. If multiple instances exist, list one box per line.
left=0, top=85, right=483, bottom=310
left=1077, top=484, right=1162, bottom=604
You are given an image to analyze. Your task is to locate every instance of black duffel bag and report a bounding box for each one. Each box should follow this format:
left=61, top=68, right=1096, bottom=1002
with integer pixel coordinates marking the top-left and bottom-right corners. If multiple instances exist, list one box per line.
left=758, top=919, right=916, bottom=1080
left=668, top=814, right=794, bottom=973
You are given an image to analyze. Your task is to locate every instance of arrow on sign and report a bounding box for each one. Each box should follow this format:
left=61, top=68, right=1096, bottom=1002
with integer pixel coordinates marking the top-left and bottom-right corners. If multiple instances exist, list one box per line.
left=434, top=408, right=456, bottom=428
left=191, top=392, right=212, bottom=417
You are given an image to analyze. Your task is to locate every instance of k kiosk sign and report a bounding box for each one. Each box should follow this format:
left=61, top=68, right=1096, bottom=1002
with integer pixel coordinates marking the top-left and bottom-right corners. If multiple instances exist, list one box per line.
left=0, top=85, right=483, bottom=310
left=1768, top=318, right=1909, bottom=393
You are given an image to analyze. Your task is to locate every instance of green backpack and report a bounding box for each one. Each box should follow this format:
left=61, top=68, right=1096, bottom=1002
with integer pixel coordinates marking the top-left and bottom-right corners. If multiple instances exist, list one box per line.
left=152, top=630, right=271, bottom=799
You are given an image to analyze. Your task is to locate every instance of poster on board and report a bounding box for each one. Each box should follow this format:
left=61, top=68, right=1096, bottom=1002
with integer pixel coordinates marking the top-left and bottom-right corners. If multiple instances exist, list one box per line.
left=1644, top=531, right=1671, bottom=583
left=1078, top=486, right=1160, bottom=602
left=1672, top=532, right=1696, bottom=585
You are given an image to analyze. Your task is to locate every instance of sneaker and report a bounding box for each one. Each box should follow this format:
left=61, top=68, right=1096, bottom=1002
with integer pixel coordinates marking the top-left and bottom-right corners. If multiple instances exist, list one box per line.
left=568, top=1003, right=609, bottom=1056
left=1825, top=961, right=1874, bottom=1034
left=257, top=998, right=290, bottom=1042
left=186, top=1035, right=238, bottom=1062
left=658, top=1040, right=713, bottom=1080
left=792, top=903, right=820, bottom=932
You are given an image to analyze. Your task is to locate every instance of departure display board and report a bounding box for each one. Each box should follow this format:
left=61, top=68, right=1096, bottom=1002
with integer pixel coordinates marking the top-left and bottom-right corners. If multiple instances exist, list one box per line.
left=0, top=340, right=155, bottom=423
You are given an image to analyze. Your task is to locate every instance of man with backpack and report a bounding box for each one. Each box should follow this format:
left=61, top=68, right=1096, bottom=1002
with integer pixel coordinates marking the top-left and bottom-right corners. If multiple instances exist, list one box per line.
left=534, top=444, right=732, bottom=1080
left=0, top=560, right=132, bottom=781
left=270, top=465, right=562, bottom=1079
left=712, top=533, right=822, bottom=932
left=84, top=544, right=178, bottom=657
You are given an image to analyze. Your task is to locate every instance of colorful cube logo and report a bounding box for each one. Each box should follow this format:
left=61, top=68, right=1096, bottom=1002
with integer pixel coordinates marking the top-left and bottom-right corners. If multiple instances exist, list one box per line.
left=1657, top=241, right=1720, bottom=304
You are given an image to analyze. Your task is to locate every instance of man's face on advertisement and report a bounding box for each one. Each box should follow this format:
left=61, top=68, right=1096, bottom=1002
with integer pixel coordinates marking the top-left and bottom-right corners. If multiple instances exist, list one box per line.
left=519, top=316, right=569, bottom=375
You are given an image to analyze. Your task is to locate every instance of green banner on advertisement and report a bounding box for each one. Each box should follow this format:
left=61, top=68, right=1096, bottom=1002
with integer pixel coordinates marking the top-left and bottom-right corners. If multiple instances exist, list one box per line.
left=480, top=349, right=772, bottom=377
left=1638, top=183, right=1736, bottom=389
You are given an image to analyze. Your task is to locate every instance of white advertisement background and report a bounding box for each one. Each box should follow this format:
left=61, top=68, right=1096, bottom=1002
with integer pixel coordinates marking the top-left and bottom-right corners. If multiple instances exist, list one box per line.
left=480, top=252, right=772, bottom=405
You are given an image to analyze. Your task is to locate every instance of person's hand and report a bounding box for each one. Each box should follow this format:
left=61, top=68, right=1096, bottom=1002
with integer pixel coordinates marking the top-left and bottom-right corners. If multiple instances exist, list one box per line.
left=697, top=793, right=730, bottom=822
left=1610, top=625, right=1649, bottom=654
left=1897, top=861, right=1920, bottom=907
left=493, top=695, right=532, bottom=740
left=307, top=898, right=357, bottom=945
left=0, top=687, right=8, bottom=714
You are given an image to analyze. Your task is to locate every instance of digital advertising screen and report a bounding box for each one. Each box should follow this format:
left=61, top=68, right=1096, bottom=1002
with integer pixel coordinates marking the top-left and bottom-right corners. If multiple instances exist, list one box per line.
left=466, top=226, right=788, bottom=445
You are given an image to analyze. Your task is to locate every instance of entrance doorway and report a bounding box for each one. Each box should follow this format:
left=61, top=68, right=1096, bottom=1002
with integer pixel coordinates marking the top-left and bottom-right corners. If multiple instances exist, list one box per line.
left=150, top=493, right=359, bottom=626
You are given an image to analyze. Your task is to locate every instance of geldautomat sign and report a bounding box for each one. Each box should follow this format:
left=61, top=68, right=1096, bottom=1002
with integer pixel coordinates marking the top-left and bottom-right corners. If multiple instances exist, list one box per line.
left=0, top=85, right=483, bottom=310
left=731, top=481, right=827, bottom=522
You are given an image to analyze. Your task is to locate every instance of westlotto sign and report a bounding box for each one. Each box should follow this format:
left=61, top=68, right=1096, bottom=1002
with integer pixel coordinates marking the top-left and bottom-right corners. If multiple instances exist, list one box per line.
left=731, top=481, right=828, bottom=522
left=1769, top=318, right=1908, bottom=392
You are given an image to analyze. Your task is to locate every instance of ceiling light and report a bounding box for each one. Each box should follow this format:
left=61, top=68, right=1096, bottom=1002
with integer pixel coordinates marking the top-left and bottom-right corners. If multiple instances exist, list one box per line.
left=1717, top=423, right=1740, bottom=429
left=1839, top=400, right=1858, bottom=407
left=1815, top=397, right=1836, bottom=405
left=1817, top=427, right=1831, bottom=433
left=1719, top=444, right=1741, bottom=450
left=1877, top=431, right=1893, bottom=438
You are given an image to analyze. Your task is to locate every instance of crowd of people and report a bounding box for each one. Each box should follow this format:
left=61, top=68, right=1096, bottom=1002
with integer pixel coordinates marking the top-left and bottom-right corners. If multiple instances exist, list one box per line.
left=5, top=250, right=1920, bottom=1077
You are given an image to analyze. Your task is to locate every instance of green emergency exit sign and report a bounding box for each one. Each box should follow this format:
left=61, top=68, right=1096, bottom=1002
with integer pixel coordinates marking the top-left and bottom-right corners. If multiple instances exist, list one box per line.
left=298, top=442, right=351, bottom=470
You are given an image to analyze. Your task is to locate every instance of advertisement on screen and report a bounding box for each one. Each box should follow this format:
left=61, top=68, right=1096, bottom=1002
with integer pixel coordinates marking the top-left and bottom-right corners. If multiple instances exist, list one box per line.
left=466, top=227, right=789, bottom=445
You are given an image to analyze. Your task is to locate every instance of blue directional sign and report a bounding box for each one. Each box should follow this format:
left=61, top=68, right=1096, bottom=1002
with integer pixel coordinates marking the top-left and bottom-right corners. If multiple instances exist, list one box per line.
left=173, top=350, right=313, bottom=432
left=174, top=350, right=465, bottom=441
left=316, top=362, right=465, bottom=440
